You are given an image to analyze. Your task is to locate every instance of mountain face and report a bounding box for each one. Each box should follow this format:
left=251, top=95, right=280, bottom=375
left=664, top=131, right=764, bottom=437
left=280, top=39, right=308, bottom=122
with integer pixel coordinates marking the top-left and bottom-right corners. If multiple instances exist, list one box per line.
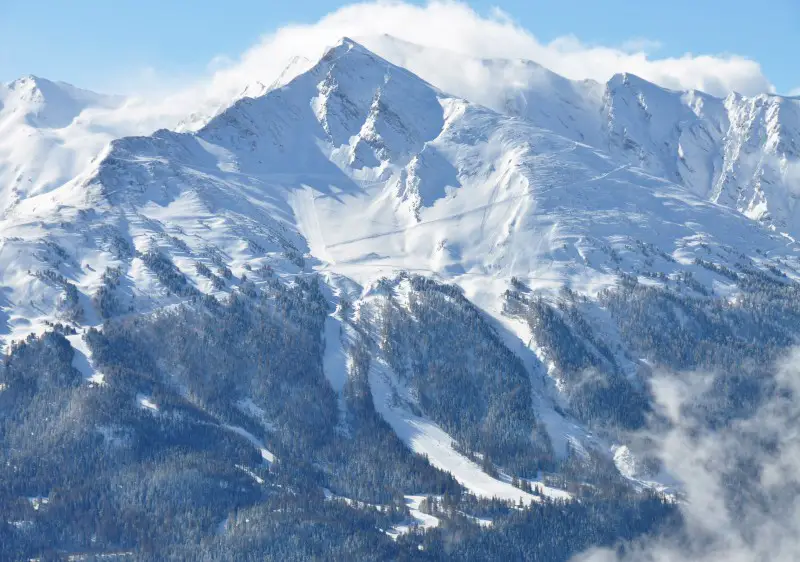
left=600, top=74, right=800, bottom=232
left=0, top=75, right=126, bottom=215
left=1, top=37, right=800, bottom=560
left=0, top=75, right=121, bottom=128
left=359, top=36, right=800, bottom=235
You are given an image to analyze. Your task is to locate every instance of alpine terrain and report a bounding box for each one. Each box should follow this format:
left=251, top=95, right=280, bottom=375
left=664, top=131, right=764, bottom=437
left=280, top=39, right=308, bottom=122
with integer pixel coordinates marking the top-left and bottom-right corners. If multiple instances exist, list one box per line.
left=2, top=37, right=800, bottom=561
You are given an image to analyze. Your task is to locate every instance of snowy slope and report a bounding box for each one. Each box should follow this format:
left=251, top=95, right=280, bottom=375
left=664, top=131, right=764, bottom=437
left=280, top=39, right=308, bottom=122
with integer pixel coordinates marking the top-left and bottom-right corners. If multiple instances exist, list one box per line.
left=368, top=339, right=569, bottom=504
left=0, top=76, right=124, bottom=214
left=601, top=73, right=800, bottom=234
left=356, top=36, right=800, bottom=238
left=0, top=76, right=120, bottom=128
left=3, top=38, right=793, bottom=338
left=356, top=35, right=606, bottom=147
left=0, top=68, right=298, bottom=222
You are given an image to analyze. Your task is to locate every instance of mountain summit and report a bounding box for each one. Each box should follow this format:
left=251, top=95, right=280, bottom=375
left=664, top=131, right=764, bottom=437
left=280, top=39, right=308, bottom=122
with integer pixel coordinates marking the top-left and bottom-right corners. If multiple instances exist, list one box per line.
left=1, top=75, right=121, bottom=128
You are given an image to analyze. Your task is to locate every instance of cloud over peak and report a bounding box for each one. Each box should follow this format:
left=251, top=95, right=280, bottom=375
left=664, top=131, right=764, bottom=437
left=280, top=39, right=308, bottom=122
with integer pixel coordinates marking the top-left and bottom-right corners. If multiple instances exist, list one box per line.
left=202, top=0, right=773, bottom=104
left=51, top=1, right=776, bottom=167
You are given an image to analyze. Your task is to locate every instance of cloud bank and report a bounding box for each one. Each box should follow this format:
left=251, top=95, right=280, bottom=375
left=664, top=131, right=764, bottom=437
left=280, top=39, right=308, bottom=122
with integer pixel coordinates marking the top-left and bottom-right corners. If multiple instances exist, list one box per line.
left=573, top=350, right=800, bottom=562
left=93, top=1, right=774, bottom=138
left=201, top=0, right=773, bottom=103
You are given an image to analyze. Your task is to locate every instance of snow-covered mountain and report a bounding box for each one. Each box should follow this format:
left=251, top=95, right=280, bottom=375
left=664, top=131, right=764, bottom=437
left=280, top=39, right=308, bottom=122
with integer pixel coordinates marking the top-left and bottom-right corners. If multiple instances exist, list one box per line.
left=0, top=72, right=268, bottom=221
left=601, top=73, right=800, bottom=232
left=359, top=36, right=800, bottom=236
left=3, top=37, right=795, bottom=343
left=1, top=34, right=796, bottom=472
left=0, top=76, right=124, bottom=213
left=3, top=35, right=800, bottom=561
left=0, top=75, right=120, bottom=128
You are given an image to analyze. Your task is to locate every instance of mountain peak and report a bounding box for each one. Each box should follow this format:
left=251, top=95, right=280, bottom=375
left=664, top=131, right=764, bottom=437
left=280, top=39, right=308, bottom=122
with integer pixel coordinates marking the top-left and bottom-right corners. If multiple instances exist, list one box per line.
left=606, top=72, right=656, bottom=91
left=4, top=75, right=59, bottom=107
left=6, top=74, right=109, bottom=103
left=2, top=74, right=121, bottom=128
left=8, top=73, right=49, bottom=90
left=197, top=32, right=446, bottom=178
left=320, top=36, right=377, bottom=62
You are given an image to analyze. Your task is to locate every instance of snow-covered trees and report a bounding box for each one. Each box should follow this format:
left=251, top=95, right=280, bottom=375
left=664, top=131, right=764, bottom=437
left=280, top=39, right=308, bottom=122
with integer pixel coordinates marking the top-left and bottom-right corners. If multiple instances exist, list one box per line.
left=372, top=275, right=554, bottom=475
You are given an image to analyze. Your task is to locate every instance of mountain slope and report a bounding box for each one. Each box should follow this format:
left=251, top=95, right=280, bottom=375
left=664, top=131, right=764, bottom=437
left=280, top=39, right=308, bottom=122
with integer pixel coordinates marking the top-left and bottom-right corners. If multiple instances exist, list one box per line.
left=358, top=36, right=800, bottom=237
left=4, top=37, right=796, bottom=346
left=0, top=76, right=126, bottom=214
left=1, top=37, right=796, bottom=464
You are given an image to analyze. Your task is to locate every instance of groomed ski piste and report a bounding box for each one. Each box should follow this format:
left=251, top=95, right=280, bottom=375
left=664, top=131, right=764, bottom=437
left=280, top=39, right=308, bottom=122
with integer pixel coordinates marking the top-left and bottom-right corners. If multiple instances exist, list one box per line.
left=369, top=353, right=571, bottom=504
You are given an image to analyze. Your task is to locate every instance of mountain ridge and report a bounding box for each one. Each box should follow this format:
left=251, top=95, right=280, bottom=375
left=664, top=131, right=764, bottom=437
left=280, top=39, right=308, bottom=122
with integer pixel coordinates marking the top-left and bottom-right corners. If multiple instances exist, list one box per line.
left=353, top=36, right=800, bottom=236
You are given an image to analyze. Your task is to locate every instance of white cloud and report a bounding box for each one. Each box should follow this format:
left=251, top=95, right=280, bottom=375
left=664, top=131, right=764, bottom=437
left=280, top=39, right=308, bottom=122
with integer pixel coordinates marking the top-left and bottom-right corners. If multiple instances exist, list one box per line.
left=84, top=1, right=776, bottom=144
left=573, top=349, right=800, bottom=562
left=196, top=0, right=772, bottom=104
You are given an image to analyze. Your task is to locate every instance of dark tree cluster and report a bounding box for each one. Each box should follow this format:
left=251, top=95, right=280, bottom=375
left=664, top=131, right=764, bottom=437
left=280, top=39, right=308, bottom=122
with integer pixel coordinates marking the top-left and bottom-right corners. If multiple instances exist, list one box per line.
left=373, top=275, right=555, bottom=476
left=504, top=290, right=649, bottom=430
left=0, top=271, right=694, bottom=560
left=92, top=266, right=126, bottom=319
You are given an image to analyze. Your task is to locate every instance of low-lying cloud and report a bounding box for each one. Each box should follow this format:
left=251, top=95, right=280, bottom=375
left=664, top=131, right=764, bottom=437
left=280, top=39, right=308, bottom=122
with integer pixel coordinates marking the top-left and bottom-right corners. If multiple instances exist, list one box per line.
left=573, top=349, right=800, bottom=562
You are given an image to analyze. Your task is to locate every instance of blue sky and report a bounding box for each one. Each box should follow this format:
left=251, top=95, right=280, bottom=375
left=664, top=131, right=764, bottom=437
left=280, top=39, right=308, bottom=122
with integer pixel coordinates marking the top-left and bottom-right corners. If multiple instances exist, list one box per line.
left=0, top=0, right=796, bottom=94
